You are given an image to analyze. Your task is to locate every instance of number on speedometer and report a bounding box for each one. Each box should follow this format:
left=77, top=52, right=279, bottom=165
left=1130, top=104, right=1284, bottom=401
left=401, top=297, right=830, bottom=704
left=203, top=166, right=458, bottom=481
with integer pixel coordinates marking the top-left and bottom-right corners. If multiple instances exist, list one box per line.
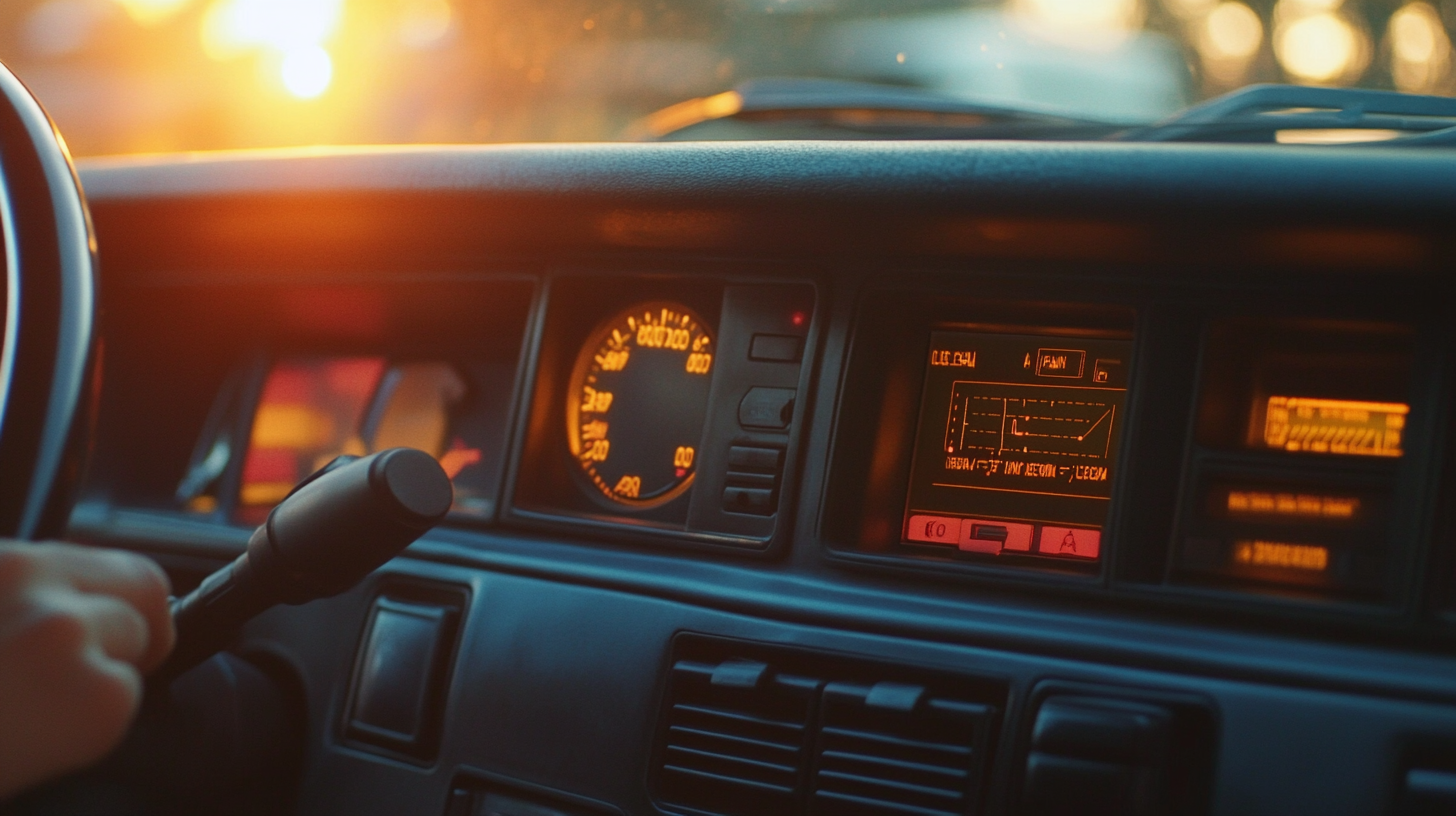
left=566, top=302, right=715, bottom=508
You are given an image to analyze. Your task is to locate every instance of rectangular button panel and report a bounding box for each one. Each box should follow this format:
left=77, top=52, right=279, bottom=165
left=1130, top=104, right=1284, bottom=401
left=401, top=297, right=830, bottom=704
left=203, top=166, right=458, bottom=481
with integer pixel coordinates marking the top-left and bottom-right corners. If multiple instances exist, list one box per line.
left=723, top=486, right=775, bottom=514
left=749, top=333, right=804, bottom=363
left=723, top=443, right=786, bottom=516
left=728, top=445, right=784, bottom=471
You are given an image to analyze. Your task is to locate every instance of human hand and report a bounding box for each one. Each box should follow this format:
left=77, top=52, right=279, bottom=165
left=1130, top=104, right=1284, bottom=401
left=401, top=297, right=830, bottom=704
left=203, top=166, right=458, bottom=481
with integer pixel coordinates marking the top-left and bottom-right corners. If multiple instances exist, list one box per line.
left=0, top=541, right=174, bottom=799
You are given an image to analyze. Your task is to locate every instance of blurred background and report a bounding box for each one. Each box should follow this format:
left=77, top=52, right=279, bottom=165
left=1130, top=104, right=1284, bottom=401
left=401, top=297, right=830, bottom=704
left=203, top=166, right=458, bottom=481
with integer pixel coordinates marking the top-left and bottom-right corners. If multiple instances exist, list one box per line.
left=1, top=0, right=1453, bottom=156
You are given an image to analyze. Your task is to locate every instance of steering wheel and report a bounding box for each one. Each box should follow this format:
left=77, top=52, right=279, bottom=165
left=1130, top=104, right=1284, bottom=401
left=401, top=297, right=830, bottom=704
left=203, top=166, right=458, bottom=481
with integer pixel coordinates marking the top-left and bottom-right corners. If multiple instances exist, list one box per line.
left=0, top=61, right=98, bottom=541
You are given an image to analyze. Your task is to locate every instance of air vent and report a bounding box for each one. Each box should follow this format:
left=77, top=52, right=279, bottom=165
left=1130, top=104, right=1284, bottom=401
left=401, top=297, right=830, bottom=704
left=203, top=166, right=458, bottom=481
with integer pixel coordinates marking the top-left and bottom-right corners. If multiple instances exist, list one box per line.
left=651, top=635, right=1004, bottom=816
left=656, top=657, right=820, bottom=815
left=812, top=681, right=994, bottom=816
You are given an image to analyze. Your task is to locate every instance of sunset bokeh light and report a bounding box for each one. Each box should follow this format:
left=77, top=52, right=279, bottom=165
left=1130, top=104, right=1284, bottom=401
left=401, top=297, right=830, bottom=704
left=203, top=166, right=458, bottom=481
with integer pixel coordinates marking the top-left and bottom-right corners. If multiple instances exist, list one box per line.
left=0, top=0, right=1451, bottom=156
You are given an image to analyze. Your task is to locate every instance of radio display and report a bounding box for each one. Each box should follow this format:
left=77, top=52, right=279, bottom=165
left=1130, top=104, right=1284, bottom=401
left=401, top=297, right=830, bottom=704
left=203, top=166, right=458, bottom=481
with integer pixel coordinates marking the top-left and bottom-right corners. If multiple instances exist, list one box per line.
left=1258, top=396, right=1407, bottom=457
left=903, top=330, right=1132, bottom=563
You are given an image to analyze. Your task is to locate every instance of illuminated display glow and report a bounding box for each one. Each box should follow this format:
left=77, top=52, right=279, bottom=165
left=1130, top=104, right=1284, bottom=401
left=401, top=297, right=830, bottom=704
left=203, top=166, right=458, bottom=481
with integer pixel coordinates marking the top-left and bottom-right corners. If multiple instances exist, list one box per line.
left=1233, top=540, right=1330, bottom=572
left=566, top=302, right=715, bottom=509
left=1226, top=490, right=1359, bottom=520
left=240, top=357, right=384, bottom=508
left=1262, top=396, right=1408, bottom=457
left=237, top=358, right=482, bottom=522
left=904, top=330, right=1131, bottom=563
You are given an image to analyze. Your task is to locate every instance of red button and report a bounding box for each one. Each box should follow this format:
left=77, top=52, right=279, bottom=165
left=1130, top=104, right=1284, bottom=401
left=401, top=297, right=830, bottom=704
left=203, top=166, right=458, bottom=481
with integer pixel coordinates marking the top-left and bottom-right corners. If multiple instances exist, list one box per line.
left=1037, top=527, right=1101, bottom=559
left=906, top=515, right=959, bottom=545
left=959, top=518, right=1035, bottom=554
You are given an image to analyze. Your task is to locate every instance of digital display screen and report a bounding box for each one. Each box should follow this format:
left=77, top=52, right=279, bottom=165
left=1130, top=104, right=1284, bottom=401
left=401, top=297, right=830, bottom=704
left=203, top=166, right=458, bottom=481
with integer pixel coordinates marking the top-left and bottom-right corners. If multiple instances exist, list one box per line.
left=1258, top=396, right=1407, bottom=457
left=903, top=331, right=1131, bottom=563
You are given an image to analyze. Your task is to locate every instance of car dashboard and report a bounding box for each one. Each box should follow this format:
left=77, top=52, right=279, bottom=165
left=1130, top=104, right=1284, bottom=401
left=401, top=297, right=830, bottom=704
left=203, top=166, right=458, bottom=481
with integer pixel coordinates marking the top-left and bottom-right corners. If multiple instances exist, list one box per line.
left=65, top=141, right=1456, bottom=816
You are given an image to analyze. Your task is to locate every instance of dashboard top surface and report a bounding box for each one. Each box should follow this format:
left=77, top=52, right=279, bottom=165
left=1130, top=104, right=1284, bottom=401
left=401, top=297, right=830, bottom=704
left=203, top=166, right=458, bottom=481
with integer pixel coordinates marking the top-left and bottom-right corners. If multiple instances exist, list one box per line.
left=77, top=141, right=1456, bottom=215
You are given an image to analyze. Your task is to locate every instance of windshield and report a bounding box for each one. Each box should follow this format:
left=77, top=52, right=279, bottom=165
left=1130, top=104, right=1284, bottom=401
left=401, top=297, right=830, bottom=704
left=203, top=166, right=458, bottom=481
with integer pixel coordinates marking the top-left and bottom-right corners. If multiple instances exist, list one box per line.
left=1, top=0, right=1453, bottom=155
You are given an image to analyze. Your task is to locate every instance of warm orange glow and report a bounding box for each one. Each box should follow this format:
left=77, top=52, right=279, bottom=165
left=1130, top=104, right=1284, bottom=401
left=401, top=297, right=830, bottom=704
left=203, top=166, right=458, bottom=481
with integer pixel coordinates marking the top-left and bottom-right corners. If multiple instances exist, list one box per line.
left=565, top=302, right=713, bottom=509
left=239, top=357, right=386, bottom=514
left=1263, top=396, right=1408, bottom=457
left=632, top=91, right=743, bottom=140
left=438, top=443, right=482, bottom=479
left=115, top=0, right=193, bottom=26
left=596, top=211, right=739, bottom=249
left=201, top=0, right=343, bottom=98
left=1275, top=129, right=1402, bottom=144
left=397, top=0, right=454, bottom=49
left=238, top=358, right=474, bottom=519
left=1233, top=540, right=1330, bottom=571
left=250, top=403, right=338, bottom=449
left=932, top=219, right=1152, bottom=262
left=281, top=46, right=333, bottom=99
left=1273, top=2, right=1370, bottom=85
left=1254, top=228, right=1428, bottom=267
left=1013, top=0, right=1146, bottom=51
left=1226, top=490, right=1359, bottom=519
left=1194, top=2, right=1264, bottom=84
left=1389, top=3, right=1453, bottom=93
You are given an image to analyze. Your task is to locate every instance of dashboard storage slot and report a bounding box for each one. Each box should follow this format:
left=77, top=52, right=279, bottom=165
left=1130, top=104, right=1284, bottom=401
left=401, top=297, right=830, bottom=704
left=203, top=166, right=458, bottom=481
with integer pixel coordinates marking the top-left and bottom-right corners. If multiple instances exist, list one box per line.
left=651, top=635, right=1004, bottom=816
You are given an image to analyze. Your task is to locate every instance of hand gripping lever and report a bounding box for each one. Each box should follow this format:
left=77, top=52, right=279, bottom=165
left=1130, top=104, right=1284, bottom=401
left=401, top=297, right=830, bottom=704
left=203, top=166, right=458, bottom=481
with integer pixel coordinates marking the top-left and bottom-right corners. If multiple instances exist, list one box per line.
left=155, top=447, right=453, bottom=682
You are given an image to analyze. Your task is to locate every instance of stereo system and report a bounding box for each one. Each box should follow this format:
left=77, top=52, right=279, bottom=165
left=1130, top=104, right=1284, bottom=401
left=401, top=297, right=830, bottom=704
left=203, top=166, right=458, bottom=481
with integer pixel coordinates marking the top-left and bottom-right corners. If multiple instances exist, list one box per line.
left=824, top=286, right=1440, bottom=619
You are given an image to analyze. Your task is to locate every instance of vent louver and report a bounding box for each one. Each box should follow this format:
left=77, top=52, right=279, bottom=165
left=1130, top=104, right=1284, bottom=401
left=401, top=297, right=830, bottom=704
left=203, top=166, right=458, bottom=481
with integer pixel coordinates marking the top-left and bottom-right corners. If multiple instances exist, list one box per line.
left=812, top=682, right=993, bottom=816
left=656, top=658, right=820, bottom=815
left=651, top=636, right=1003, bottom=816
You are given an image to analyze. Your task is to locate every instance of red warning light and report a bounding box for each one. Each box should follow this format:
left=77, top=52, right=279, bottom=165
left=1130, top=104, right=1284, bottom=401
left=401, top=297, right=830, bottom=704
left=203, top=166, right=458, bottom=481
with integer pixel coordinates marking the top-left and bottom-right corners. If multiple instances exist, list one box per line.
left=791, top=311, right=806, bottom=327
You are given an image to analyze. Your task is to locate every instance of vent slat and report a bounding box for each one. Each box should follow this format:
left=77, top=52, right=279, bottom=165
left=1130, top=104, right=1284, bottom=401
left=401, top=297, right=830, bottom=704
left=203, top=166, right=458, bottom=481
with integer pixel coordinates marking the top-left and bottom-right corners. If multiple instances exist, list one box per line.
left=819, top=748, right=969, bottom=780
left=662, top=764, right=797, bottom=795
left=652, top=638, right=1001, bottom=816
left=817, top=768, right=963, bottom=801
left=670, top=724, right=802, bottom=755
left=666, top=744, right=799, bottom=776
left=820, top=725, right=972, bottom=757
left=674, top=703, right=806, bottom=735
left=812, top=788, right=963, bottom=816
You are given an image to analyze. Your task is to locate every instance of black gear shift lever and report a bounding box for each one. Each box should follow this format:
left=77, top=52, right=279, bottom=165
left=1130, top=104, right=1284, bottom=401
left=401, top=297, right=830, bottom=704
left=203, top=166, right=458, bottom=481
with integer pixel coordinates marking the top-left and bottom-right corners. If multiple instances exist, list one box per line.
left=157, top=447, right=453, bottom=681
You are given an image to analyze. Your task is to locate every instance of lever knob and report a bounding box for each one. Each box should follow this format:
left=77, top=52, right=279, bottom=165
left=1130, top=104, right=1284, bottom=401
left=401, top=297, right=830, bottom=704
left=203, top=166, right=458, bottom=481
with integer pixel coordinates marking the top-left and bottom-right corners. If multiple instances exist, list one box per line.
left=157, top=448, right=452, bottom=681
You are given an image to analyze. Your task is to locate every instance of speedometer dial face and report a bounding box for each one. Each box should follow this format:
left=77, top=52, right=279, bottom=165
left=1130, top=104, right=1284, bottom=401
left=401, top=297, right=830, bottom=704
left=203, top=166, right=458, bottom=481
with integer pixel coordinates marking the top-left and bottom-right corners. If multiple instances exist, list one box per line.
left=566, top=301, right=715, bottom=508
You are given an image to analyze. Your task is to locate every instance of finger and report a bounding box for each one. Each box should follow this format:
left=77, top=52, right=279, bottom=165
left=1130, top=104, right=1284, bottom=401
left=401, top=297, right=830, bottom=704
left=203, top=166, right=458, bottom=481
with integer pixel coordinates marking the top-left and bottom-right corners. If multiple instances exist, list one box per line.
left=48, top=592, right=151, bottom=667
left=29, top=543, right=174, bottom=671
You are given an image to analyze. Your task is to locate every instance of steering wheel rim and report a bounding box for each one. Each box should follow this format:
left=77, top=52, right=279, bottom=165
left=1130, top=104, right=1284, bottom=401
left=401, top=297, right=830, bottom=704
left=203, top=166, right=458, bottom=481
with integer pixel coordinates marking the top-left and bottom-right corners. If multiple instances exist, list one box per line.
left=0, top=60, right=98, bottom=540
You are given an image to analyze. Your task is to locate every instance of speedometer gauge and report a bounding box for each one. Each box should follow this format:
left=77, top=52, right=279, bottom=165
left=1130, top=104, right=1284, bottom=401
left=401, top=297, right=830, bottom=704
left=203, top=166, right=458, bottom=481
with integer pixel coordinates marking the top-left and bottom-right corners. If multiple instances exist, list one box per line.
left=566, top=301, right=715, bottom=508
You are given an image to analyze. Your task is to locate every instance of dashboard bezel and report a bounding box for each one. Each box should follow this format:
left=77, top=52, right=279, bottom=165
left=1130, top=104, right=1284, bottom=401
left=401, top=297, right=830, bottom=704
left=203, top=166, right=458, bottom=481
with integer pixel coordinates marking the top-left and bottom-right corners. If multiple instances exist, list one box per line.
left=500, top=266, right=822, bottom=557
left=819, top=263, right=1453, bottom=635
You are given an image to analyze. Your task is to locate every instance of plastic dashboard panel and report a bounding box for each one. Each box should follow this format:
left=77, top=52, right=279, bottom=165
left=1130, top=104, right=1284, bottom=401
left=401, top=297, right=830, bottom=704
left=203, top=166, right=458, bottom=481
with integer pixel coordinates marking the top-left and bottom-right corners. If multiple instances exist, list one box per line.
left=66, top=142, right=1456, bottom=816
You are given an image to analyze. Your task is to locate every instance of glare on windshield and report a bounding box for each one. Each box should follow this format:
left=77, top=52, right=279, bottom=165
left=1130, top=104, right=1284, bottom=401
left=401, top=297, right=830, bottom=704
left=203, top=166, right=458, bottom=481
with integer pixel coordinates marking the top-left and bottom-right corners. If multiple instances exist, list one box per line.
left=1, top=0, right=1451, bottom=155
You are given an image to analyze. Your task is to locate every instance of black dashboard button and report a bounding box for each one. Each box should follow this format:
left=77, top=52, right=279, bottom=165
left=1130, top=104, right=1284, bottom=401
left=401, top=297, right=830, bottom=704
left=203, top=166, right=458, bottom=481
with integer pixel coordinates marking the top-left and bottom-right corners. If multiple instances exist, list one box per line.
left=727, top=445, right=784, bottom=471
left=1032, top=696, right=1172, bottom=764
left=1023, top=752, right=1142, bottom=815
left=749, top=333, right=803, bottom=363
left=725, top=471, right=777, bottom=489
left=738, top=387, right=795, bottom=430
left=723, top=486, right=776, bottom=515
left=347, top=597, right=452, bottom=752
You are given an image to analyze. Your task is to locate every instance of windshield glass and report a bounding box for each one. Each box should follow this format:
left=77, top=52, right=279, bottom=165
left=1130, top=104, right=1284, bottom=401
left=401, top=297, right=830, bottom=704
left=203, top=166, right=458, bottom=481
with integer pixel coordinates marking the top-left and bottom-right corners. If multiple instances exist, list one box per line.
left=1, top=0, right=1453, bottom=155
